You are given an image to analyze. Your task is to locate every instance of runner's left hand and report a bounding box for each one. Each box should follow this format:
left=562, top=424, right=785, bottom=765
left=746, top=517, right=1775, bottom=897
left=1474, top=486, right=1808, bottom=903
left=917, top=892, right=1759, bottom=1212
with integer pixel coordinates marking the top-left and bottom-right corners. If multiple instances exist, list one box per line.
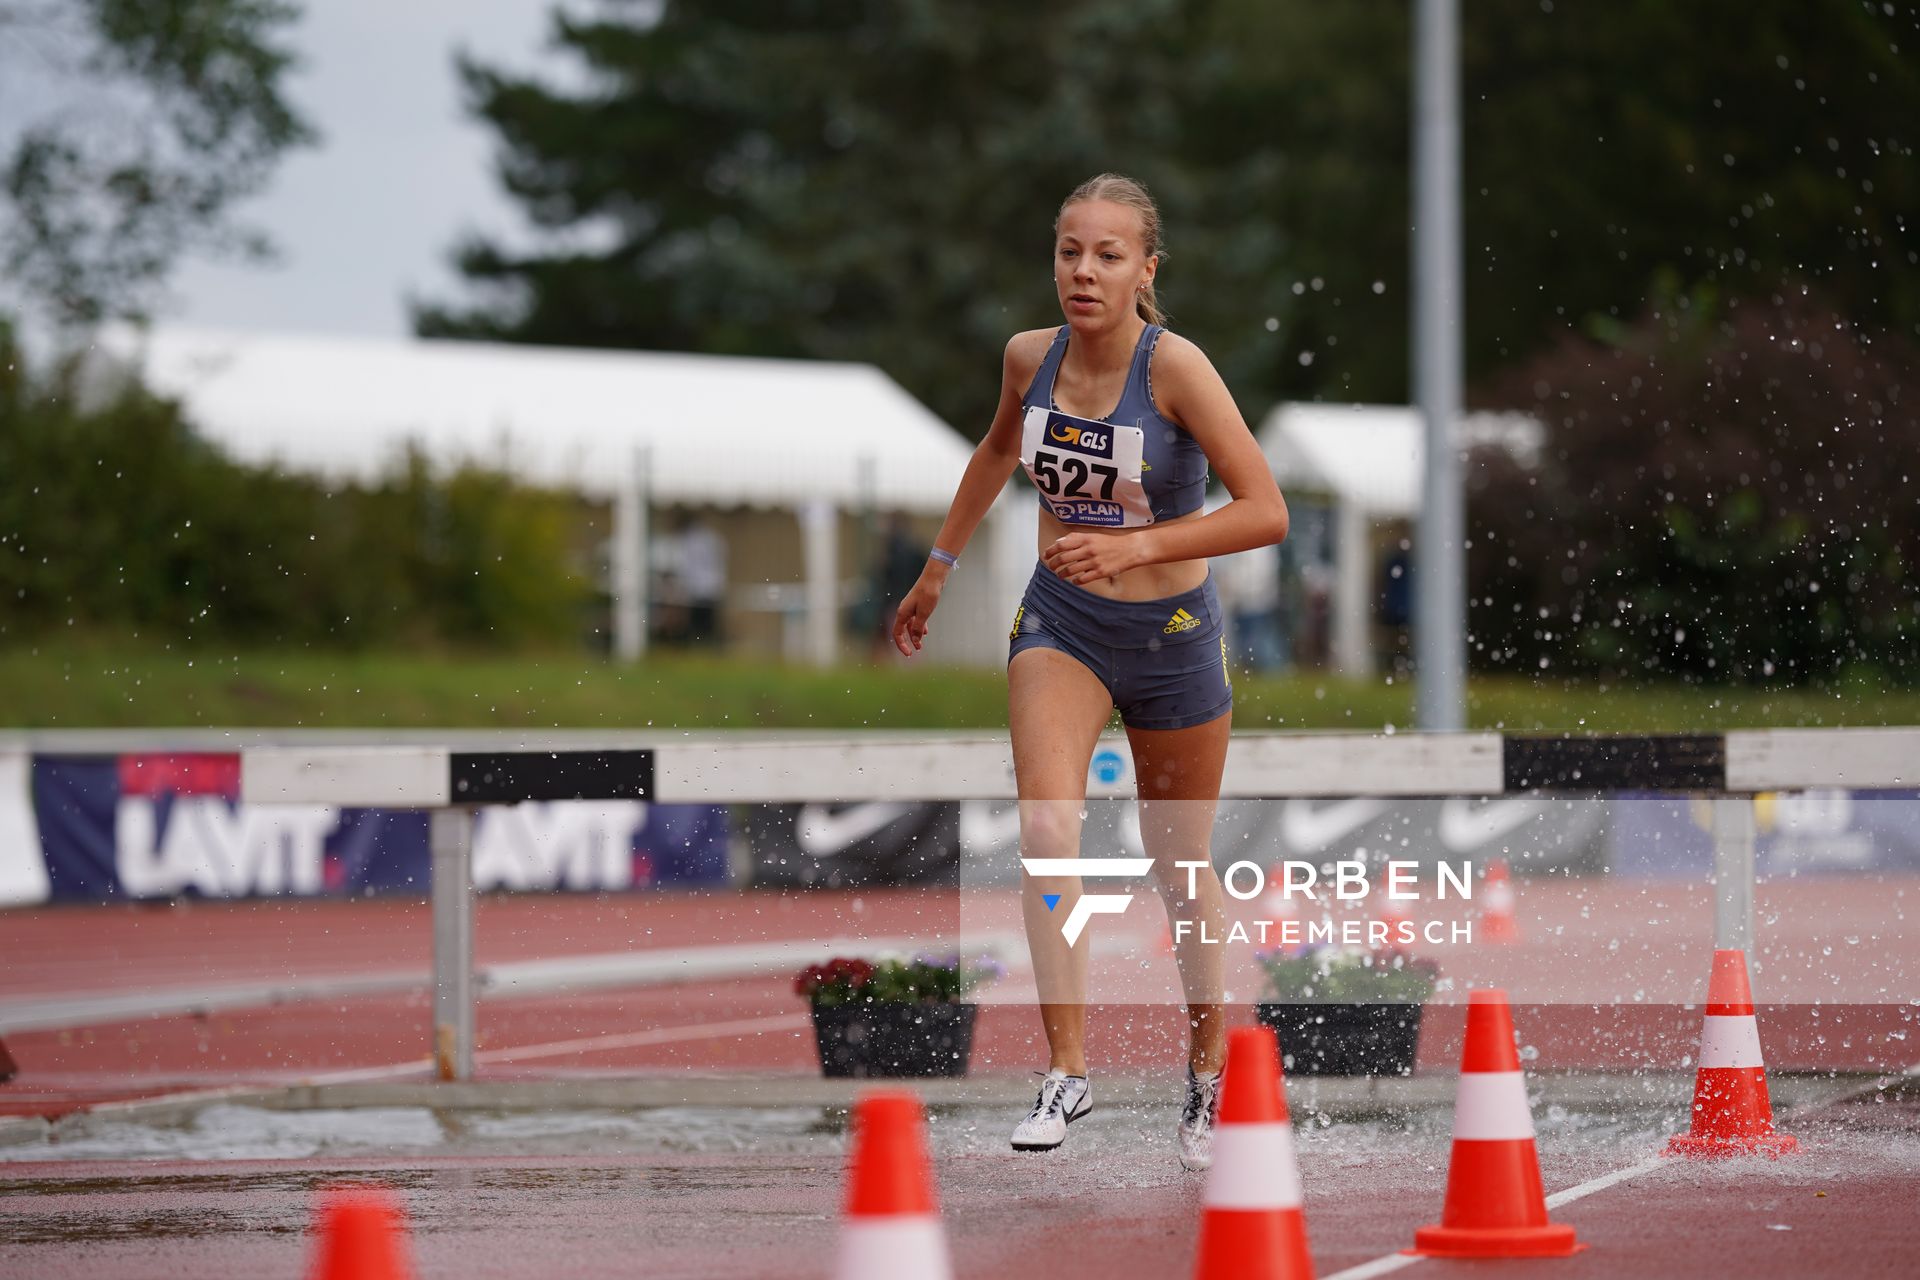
left=1042, top=531, right=1149, bottom=585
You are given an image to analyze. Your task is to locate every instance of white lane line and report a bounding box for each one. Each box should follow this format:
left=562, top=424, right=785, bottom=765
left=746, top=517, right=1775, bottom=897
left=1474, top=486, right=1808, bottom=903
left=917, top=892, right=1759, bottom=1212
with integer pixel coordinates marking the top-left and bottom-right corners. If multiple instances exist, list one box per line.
left=0, top=973, right=425, bottom=1035
left=1798, top=1057, right=1920, bottom=1111
left=474, top=1013, right=810, bottom=1064
left=68, top=1083, right=288, bottom=1117
left=4, top=932, right=1023, bottom=1033
left=295, top=1058, right=434, bottom=1086
left=1319, top=1057, right=1920, bottom=1280
left=1320, top=1252, right=1423, bottom=1280
left=1542, top=1155, right=1668, bottom=1210
left=292, top=1012, right=811, bottom=1083
left=482, top=932, right=1024, bottom=1000
left=39, top=1014, right=814, bottom=1112
left=1321, top=1155, right=1668, bottom=1280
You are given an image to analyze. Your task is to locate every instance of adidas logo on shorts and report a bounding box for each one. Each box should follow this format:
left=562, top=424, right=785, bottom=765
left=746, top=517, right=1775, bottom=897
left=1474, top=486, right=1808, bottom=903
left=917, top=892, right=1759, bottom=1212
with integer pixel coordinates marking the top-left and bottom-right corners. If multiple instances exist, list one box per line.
left=1163, top=607, right=1202, bottom=634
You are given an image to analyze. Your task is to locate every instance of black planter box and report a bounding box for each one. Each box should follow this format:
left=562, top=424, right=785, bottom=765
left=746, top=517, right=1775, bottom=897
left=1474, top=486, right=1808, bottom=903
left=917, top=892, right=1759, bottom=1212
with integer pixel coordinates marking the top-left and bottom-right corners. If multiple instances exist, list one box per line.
left=810, top=1002, right=978, bottom=1078
left=1254, top=1002, right=1424, bottom=1076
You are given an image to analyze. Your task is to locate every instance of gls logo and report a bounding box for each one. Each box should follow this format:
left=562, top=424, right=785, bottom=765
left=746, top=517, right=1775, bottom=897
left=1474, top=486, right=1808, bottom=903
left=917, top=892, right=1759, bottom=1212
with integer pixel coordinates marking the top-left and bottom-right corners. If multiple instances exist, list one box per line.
left=1049, top=422, right=1110, bottom=452
left=1018, top=857, right=1153, bottom=945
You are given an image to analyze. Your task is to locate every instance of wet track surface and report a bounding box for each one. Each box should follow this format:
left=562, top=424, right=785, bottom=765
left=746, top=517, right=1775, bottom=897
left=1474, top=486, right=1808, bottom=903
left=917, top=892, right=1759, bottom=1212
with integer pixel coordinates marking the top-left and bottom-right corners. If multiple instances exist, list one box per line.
left=4, top=887, right=1917, bottom=1275
left=1, top=1077, right=1916, bottom=1278
left=5, top=882, right=1919, bottom=1124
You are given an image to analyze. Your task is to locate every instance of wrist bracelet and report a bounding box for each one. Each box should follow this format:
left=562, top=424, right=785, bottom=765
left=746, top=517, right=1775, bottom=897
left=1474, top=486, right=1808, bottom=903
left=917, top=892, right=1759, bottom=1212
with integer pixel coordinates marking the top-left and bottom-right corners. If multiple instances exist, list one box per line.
left=928, top=547, right=960, bottom=569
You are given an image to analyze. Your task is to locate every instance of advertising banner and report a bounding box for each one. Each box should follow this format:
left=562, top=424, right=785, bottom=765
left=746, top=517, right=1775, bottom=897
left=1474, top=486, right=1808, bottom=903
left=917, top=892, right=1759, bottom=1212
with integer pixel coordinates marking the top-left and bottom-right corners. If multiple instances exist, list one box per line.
left=10, top=751, right=1914, bottom=905
left=744, top=791, right=1920, bottom=888
left=744, top=802, right=961, bottom=888
left=745, top=795, right=1609, bottom=889
left=9, top=753, right=728, bottom=903
left=1608, top=789, right=1920, bottom=877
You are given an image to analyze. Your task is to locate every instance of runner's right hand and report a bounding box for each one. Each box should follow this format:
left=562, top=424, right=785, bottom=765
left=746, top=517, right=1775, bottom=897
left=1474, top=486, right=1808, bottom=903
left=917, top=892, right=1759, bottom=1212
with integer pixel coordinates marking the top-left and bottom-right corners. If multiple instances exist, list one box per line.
left=892, top=574, right=941, bottom=656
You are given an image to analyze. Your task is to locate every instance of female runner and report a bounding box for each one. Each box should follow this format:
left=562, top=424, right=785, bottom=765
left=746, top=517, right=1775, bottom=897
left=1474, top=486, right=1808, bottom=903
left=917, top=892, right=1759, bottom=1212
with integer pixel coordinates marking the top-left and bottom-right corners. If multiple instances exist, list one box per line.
left=893, top=173, right=1289, bottom=1170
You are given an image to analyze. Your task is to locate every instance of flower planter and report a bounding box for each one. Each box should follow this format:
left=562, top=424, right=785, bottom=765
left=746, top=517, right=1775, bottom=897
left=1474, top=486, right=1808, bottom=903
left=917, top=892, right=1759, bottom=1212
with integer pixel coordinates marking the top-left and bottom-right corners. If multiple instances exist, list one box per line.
left=1255, top=1002, right=1424, bottom=1076
left=810, top=1004, right=869, bottom=1078
left=810, top=1002, right=978, bottom=1078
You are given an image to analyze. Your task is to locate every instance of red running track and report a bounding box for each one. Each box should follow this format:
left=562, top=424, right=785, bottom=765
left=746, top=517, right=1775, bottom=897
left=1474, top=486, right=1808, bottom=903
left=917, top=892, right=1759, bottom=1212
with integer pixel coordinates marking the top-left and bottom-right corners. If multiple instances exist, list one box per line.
left=3, top=887, right=1918, bottom=1278
left=4, top=882, right=1918, bottom=1118
left=0, top=1075, right=1914, bottom=1278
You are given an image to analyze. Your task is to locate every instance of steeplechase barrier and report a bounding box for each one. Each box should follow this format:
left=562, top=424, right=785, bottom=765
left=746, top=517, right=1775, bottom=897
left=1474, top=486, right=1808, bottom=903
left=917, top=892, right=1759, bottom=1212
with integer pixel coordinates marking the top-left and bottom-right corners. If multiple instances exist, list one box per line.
left=13, top=727, right=1916, bottom=1080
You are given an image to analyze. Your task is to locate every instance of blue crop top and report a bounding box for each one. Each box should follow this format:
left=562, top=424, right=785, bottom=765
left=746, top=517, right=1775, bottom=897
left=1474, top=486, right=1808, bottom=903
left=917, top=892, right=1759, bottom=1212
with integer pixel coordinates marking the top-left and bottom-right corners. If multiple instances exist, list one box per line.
left=1019, top=324, right=1207, bottom=524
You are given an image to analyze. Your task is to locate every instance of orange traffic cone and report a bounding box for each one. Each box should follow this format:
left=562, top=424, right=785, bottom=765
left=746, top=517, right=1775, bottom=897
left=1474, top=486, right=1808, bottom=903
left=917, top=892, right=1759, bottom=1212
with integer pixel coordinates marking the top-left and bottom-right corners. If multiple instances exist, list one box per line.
left=308, top=1186, right=415, bottom=1280
left=1665, top=949, right=1798, bottom=1158
left=1479, top=858, right=1520, bottom=943
left=1193, top=1026, right=1314, bottom=1280
left=1263, top=865, right=1300, bottom=926
left=836, top=1090, right=952, bottom=1280
left=1408, top=990, right=1582, bottom=1258
left=1374, top=903, right=1413, bottom=950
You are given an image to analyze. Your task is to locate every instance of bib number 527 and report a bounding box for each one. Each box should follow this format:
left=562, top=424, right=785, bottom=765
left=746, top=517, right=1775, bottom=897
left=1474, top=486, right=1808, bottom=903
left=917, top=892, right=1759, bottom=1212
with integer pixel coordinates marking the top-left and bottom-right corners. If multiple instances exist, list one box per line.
left=1033, top=449, right=1118, bottom=500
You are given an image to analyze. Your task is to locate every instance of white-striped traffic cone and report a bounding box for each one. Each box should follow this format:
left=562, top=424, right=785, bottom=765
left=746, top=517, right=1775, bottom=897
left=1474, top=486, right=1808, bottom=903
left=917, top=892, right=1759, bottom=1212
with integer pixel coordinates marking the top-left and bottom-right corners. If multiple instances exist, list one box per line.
left=1408, top=989, right=1581, bottom=1258
left=1665, top=949, right=1798, bottom=1158
left=1193, top=1025, right=1314, bottom=1280
left=1263, top=864, right=1300, bottom=928
left=1375, top=902, right=1413, bottom=950
left=1479, top=857, right=1520, bottom=943
left=835, top=1090, right=953, bottom=1280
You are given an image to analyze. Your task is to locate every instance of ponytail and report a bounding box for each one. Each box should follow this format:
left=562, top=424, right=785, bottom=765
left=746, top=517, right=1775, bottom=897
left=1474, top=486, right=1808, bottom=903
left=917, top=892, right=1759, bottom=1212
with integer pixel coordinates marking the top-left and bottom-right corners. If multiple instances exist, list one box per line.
left=1135, top=279, right=1167, bottom=327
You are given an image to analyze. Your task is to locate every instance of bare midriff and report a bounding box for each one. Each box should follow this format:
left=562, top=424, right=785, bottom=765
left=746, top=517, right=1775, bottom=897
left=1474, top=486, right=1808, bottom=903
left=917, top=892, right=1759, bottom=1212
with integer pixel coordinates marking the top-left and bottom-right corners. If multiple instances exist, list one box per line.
left=1037, top=507, right=1209, bottom=601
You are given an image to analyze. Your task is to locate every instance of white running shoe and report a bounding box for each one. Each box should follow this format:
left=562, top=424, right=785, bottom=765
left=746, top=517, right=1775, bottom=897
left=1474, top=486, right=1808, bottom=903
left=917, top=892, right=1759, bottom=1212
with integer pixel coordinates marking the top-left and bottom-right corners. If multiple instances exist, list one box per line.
left=1010, top=1070, right=1091, bottom=1152
left=1177, top=1066, right=1223, bottom=1171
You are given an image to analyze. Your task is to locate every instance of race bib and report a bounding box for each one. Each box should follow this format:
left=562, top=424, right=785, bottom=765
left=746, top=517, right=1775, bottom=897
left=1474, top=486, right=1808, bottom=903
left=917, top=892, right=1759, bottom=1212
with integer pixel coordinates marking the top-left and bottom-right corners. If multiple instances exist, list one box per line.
left=1020, top=406, right=1152, bottom=527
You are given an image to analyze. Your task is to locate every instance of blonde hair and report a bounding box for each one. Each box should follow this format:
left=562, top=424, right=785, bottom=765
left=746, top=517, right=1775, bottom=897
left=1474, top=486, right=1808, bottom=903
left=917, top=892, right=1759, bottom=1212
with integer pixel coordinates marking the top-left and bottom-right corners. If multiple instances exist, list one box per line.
left=1056, top=173, right=1167, bottom=326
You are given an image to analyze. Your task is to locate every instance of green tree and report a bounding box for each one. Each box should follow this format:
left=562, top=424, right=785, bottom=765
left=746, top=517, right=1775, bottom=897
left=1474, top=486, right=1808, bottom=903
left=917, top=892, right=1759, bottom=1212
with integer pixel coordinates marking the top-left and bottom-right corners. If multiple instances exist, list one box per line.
left=0, top=0, right=315, bottom=327
left=418, top=0, right=1255, bottom=436
left=0, top=327, right=592, bottom=650
left=1468, top=289, right=1920, bottom=687
left=1459, top=0, right=1918, bottom=385
left=1196, top=0, right=1920, bottom=406
left=426, top=1, right=1918, bottom=433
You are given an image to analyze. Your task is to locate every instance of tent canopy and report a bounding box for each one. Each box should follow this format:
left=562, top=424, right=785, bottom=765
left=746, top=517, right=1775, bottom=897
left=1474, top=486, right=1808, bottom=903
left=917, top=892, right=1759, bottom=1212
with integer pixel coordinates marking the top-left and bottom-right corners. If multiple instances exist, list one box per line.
left=111, top=328, right=974, bottom=512
left=1257, top=403, right=1543, bottom=517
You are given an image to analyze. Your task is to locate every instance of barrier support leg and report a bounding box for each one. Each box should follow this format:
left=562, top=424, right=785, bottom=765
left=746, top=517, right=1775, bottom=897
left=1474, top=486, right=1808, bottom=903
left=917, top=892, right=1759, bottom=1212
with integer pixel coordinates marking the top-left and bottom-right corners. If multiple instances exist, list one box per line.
left=1712, top=795, right=1756, bottom=954
left=430, top=807, right=476, bottom=1082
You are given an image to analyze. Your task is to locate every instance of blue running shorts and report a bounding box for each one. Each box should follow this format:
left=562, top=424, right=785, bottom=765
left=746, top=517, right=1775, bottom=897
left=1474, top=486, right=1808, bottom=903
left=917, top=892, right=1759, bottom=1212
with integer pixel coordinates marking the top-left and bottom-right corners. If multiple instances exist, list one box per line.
left=1008, top=561, right=1233, bottom=731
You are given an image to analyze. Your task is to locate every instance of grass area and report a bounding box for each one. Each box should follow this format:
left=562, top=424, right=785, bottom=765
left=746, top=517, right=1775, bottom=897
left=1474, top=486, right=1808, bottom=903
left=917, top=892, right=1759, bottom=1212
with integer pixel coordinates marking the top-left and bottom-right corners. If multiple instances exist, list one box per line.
left=2, top=643, right=1917, bottom=732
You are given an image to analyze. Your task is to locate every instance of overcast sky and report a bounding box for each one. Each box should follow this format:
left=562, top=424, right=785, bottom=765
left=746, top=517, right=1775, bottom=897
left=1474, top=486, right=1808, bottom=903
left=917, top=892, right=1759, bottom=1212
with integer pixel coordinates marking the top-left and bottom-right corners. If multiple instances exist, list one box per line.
left=166, top=0, right=566, bottom=339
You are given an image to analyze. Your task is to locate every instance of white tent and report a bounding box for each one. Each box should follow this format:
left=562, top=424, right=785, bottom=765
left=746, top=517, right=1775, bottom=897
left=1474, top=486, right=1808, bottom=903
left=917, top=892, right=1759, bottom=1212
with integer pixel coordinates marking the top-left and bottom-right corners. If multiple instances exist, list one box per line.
left=117, top=327, right=974, bottom=508
left=1257, top=403, right=1542, bottom=675
left=106, top=327, right=993, bottom=665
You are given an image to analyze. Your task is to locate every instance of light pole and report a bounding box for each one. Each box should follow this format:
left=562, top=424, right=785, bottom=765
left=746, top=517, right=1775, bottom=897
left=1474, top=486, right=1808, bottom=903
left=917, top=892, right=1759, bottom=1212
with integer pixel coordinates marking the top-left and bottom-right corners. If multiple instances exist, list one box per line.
left=1414, top=0, right=1466, bottom=731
